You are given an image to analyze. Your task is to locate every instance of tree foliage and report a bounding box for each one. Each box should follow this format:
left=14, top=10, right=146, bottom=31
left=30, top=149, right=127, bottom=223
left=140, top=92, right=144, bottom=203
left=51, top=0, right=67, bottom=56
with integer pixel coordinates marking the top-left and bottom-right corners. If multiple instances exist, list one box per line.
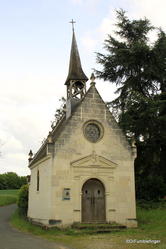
left=51, top=97, right=66, bottom=129
left=95, top=9, right=166, bottom=200
left=0, top=172, right=27, bottom=190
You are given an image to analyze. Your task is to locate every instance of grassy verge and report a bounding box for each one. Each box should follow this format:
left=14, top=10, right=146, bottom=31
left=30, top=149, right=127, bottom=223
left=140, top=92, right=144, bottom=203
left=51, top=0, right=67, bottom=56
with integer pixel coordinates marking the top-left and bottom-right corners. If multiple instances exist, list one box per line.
left=0, top=189, right=19, bottom=206
left=11, top=205, right=166, bottom=249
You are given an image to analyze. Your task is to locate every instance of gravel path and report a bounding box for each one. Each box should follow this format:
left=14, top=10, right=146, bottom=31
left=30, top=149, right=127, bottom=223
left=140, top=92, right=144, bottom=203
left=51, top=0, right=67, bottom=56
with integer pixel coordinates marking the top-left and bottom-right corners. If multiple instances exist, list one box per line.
left=0, top=204, right=71, bottom=249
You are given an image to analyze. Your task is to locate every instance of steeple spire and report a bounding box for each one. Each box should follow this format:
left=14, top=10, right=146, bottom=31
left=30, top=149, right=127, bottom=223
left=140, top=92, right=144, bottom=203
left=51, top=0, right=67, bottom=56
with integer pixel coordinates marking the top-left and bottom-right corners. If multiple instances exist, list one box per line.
left=65, top=22, right=88, bottom=86
left=65, top=21, right=88, bottom=119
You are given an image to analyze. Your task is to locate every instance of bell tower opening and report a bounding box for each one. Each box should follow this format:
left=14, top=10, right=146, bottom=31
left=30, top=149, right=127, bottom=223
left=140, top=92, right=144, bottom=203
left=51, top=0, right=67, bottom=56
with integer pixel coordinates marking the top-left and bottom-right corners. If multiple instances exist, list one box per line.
left=67, top=80, right=86, bottom=100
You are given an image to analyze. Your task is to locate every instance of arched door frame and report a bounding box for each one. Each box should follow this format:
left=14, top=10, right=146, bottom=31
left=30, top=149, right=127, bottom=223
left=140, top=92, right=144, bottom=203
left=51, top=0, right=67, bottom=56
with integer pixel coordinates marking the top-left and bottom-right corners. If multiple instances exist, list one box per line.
left=81, top=177, right=106, bottom=192
left=81, top=178, right=106, bottom=223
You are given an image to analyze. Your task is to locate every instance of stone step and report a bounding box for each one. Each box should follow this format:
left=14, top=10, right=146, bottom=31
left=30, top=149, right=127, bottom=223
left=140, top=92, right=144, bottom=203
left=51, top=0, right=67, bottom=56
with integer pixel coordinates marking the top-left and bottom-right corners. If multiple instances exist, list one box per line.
left=71, top=222, right=126, bottom=230
left=88, top=229, right=122, bottom=233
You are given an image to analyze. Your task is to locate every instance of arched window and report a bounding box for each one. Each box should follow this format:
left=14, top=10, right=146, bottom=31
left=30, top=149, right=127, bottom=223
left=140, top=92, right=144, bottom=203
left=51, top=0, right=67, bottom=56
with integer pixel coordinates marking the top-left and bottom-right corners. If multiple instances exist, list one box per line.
left=37, top=170, right=39, bottom=191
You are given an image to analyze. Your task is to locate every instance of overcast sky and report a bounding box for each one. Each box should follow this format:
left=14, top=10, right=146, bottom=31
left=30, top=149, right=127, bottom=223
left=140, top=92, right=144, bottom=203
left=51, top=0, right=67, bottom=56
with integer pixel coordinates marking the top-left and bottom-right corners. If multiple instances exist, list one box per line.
left=0, top=0, right=166, bottom=176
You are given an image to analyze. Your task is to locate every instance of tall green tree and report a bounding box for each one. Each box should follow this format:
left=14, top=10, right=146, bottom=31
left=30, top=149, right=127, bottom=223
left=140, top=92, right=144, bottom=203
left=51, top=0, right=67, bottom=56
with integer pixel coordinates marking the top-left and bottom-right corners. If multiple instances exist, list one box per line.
left=0, top=172, right=27, bottom=190
left=152, top=31, right=166, bottom=179
left=95, top=9, right=166, bottom=200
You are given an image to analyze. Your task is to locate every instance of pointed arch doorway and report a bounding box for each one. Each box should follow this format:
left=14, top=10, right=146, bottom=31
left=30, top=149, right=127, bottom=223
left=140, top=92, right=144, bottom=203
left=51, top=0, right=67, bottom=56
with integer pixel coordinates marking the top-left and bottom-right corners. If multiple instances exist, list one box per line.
left=82, top=178, right=106, bottom=223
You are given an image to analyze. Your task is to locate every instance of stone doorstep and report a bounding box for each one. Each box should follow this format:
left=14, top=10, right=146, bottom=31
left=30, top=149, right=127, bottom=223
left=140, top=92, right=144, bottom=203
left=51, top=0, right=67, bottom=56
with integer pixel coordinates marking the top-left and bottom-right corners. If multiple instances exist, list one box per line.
left=71, top=222, right=127, bottom=230
left=29, top=218, right=127, bottom=231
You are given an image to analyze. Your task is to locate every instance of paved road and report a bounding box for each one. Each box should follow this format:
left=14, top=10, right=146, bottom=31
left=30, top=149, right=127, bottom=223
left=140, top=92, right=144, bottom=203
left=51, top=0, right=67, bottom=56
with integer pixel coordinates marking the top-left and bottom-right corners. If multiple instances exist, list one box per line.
left=0, top=204, right=72, bottom=249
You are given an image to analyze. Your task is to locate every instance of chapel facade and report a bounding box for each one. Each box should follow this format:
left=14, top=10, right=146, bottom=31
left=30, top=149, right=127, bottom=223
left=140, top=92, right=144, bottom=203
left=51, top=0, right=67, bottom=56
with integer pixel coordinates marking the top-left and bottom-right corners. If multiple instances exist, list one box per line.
left=28, top=27, right=137, bottom=228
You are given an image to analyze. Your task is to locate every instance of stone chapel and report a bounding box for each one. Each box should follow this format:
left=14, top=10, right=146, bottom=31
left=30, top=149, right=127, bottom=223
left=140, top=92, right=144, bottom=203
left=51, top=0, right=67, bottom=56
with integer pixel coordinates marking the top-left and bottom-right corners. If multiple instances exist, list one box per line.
left=28, top=26, right=137, bottom=228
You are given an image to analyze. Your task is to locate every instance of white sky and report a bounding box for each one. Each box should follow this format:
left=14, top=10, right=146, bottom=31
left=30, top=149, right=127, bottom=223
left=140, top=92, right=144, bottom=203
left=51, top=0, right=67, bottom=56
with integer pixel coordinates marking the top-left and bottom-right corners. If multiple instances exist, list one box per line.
left=0, top=0, right=166, bottom=176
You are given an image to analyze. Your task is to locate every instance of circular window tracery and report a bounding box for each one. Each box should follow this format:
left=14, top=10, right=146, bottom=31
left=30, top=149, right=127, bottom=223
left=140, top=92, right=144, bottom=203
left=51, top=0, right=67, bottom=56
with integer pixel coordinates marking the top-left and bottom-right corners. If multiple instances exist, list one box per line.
left=83, top=120, right=103, bottom=143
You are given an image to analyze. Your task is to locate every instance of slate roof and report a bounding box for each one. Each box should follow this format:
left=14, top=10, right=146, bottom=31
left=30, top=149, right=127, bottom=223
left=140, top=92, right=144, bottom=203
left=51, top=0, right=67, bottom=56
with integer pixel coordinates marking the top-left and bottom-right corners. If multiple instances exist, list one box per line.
left=65, top=30, right=88, bottom=85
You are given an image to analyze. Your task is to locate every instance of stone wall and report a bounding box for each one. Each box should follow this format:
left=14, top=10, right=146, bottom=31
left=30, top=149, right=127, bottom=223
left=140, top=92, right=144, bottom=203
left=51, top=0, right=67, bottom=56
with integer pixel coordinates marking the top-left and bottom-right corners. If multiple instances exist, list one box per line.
left=49, top=85, right=137, bottom=227
left=28, top=156, right=53, bottom=224
left=28, top=84, right=137, bottom=227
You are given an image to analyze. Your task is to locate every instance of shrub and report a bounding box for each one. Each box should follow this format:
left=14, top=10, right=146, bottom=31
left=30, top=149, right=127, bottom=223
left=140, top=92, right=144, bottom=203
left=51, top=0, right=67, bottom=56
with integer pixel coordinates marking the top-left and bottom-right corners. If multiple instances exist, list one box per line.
left=17, top=184, right=29, bottom=216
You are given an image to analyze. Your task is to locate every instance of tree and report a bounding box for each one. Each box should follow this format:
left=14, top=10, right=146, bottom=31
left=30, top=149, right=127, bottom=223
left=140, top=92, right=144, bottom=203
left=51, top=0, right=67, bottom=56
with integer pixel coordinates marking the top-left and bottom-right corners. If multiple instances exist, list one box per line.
left=152, top=31, right=166, bottom=179
left=0, top=172, right=27, bottom=190
left=51, top=97, right=66, bottom=129
left=0, top=174, right=7, bottom=189
left=19, top=176, right=27, bottom=187
left=95, top=9, right=166, bottom=200
left=4, top=172, right=20, bottom=189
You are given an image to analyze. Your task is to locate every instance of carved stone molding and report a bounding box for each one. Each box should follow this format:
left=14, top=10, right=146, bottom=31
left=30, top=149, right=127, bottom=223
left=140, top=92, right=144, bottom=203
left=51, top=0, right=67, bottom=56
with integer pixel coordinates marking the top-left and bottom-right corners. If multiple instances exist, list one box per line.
left=71, top=151, right=117, bottom=169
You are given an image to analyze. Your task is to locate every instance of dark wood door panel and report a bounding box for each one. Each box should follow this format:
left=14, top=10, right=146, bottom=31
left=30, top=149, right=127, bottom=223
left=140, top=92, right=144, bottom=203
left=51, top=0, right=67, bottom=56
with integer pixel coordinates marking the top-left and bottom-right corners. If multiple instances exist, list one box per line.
left=82, top=178, right=106, bottom=222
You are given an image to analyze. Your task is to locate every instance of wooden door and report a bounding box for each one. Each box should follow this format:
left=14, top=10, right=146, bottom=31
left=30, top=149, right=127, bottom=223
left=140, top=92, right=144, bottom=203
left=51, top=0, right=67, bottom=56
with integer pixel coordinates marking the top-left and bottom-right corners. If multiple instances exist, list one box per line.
left=82, top=178, right=106, bottom=222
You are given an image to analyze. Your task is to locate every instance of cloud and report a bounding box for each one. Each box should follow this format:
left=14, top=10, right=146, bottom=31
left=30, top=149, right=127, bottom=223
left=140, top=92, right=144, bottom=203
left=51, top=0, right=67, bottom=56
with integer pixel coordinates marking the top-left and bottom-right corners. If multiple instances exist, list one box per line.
left=80, top=7, right=116, bottom=55
left=0, top=130, right=30, bottom=176
left=99, top=17, right=113, bottom=37
left=131, top=0, right=166, bottom=28
left=97, top=9, right=116, bottom=42
left=0, top=152, right=30, bottom=176
left=81, top=33, right=97, bottom=51
left=3, top=136, right=23, bottom=152
left=70, top=0, right=101, bottom=13
left=71, top=0, right=82, bottom=3
left=0, top=70, right=65, bottom=176
left=94, top=0, right=166, bottom=49
left=71, top=0, right=100, bottom=5
left=7, top=152, right=27, bottom=161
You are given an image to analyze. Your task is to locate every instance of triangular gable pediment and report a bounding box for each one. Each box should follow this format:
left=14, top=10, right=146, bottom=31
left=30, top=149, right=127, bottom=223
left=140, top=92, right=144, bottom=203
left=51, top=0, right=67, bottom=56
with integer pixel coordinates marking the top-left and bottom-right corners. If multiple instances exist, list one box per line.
left=71, top=151, right=117, bottom=169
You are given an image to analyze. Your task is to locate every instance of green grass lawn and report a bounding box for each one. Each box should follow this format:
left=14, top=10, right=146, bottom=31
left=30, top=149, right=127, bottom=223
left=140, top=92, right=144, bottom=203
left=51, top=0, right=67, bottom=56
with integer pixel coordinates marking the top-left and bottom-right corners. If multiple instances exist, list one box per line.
left=0, top=189, right=19, bottom=206
left=11, top=205, right=166, bottom=249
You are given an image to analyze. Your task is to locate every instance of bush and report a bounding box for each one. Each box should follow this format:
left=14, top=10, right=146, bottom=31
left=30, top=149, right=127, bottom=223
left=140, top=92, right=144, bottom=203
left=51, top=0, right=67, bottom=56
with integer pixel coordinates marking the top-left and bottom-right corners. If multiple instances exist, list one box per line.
left=17, top=184, right=29, bottom=216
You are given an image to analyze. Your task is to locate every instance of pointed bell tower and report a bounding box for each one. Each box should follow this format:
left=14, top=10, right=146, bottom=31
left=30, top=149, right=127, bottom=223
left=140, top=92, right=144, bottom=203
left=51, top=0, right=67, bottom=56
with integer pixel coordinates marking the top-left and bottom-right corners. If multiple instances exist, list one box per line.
left=65, top=20, right=88, bottom=118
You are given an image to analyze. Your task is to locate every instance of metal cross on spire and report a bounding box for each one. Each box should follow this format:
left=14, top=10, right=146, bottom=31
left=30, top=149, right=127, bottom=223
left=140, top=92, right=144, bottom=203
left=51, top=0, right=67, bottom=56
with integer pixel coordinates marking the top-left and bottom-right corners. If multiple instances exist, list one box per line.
left=69, top=19, right=76, bottom=32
